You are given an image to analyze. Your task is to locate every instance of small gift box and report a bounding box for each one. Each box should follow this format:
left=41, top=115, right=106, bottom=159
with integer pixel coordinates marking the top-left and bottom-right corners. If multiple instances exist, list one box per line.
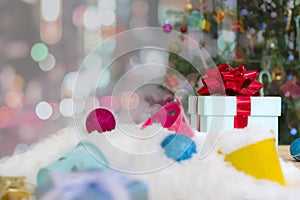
left=188, top=64, right=281, bottom=145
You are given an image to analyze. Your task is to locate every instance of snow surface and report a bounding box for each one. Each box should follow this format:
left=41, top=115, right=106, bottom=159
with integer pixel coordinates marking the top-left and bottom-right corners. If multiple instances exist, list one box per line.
left=0, top=124, right=300, bottom=200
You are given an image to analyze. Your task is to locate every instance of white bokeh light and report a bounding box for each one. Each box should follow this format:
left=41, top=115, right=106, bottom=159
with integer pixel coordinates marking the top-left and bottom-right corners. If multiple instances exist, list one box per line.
left=99, top=9, right=116, bottom=26
left=39, top=53, right=56, bottom=71
left=35, top=101, right=53, bottom=120
left=97, top=70, right=111, bottom=88
left=63, top=71, right=78, bottom=92
left=41, top=0, right=61, bottom=22
left=84, top=53, right=103, bottom=69
left=59, top=98, right=74, bottom=117
left=83, top=7, right=101, bottom=32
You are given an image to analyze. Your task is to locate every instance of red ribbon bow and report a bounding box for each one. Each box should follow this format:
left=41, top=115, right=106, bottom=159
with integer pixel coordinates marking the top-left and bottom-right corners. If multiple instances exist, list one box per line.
left=197, top=64, right=263, bottom=96
left=197, top=64, right=264, bottom=129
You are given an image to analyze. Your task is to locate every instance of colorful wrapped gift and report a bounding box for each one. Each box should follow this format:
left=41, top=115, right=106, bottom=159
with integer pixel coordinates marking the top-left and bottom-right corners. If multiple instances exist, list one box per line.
left=0, top=176, right=33, bottom=200
left=37, top=141, right=108, bottom=186
left=188, top=64, right=281, bottom=145
left=36, top=170, right=148, bottom=200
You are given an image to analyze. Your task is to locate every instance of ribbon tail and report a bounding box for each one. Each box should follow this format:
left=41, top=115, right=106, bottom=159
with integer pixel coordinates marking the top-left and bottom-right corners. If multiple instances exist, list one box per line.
left=234, top=115, right=248, bottom=128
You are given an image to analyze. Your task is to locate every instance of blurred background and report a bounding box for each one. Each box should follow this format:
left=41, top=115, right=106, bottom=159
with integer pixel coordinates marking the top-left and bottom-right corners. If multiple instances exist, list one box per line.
left=1, top=0, right=300, bottom=158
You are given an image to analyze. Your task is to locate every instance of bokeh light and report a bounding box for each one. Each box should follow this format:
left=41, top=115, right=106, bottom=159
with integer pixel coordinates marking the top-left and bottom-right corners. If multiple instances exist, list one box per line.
left=41, top=0, right=61, bottom=22
left=72, top=5, right=87, bottom=28
left=288, top=54, right=294, bottom=61
left=131, top=0, right=149, bottom=17
left=84, top=53, right=103, bottom=69
left=39, top=53, right=56, bottom=71
left=129, top=17, right=148, bottom=28
left=73, top=98, right=85, bottom=118
left=35, top=101, right=53, bottom=120
left=22, top=0, right=38, bottom=4
left=83, top=7, right=101, bottom=32
left=99, top=0, right=116, bottom=10
left=49, top=101, right=60, bottom=120
left=0, top=106, right=14, bottom=128
left=99, top=95, right=120, bottom=112
left=25, top=81, right=43, bottom=106
left=30, top=42, right=49, bottom=62
left=97, top=70, right=111, bottom=88
left=85, top=96, right=100, bottom=113
left=40, top=21, right=62, bottom=45
left=59, top=98, right=74, bottom=117
left=8, top=75, right=24, bottom=90
left=120, top=92, right=140, bottom=110
left=290, top=128, right=298, bottom=136
left=99, top=9, right=116, bottom=26
left=5, top=41, right=29, bottom=59
left=63, top=71, right=78, bottom=92
left=18, top=124, right=37, bottom=143
left=99, top=38, right=116, bottom=54
left=5, top=91, right=23, bottom=109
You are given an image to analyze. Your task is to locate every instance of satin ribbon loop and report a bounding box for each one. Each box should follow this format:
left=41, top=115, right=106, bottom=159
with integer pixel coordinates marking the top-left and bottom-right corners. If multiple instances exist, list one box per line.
left=197, top=64, right=263, bottom=96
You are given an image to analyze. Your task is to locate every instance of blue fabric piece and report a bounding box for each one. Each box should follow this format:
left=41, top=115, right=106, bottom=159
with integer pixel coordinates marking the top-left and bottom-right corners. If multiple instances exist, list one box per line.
left=36, top=169, right=148, bottom=200
left=161, top=133, right=197, bottom=162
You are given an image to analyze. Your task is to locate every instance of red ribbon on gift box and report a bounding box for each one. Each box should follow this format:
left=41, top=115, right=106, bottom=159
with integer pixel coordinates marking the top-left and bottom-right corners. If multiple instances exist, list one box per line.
left=197, top=64, right=263, bottom=128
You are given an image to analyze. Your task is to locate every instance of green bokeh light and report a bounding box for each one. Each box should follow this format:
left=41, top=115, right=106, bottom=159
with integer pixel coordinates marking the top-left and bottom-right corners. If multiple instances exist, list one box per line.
left=30, top=42, right=49, bottom=62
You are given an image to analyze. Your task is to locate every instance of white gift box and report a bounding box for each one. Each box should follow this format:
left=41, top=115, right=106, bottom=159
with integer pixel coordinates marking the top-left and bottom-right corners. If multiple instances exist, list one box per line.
left=188, top=96, right=281, bottom=145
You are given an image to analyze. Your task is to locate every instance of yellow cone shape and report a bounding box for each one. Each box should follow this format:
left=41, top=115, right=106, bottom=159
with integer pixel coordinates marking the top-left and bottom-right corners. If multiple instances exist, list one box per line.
left=224, top=138, right=285, bottom=185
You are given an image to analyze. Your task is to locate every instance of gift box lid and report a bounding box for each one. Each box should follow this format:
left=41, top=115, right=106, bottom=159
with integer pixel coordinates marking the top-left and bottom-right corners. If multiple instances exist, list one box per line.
left=188, top=96, right=281, bottom=116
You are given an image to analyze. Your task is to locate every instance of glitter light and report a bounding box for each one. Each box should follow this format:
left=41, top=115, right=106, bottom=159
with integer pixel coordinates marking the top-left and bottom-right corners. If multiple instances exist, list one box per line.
left=41, top=0, right=61, bottom=22
left=30, top=43, right=49, bottom=62
left=35, top=101, right=53, bottom=120
left=39, top=53, right=56, bottom=71
left=59, top=98, right=74, bottom=117
left=5, top=91, right=23, bottom=109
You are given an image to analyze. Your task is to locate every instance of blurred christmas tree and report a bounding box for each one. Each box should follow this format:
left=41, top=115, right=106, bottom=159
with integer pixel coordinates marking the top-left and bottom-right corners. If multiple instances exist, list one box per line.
left=237, top=0, right=300, bottom=144
left=155, top=0, right=300, bottom=144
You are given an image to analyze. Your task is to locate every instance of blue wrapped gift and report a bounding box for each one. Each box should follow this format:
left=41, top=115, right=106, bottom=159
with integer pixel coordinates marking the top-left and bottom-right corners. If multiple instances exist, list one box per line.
left=36, top=170, right=148, bottom=200
left=37, top=140, right=108, bottom=186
